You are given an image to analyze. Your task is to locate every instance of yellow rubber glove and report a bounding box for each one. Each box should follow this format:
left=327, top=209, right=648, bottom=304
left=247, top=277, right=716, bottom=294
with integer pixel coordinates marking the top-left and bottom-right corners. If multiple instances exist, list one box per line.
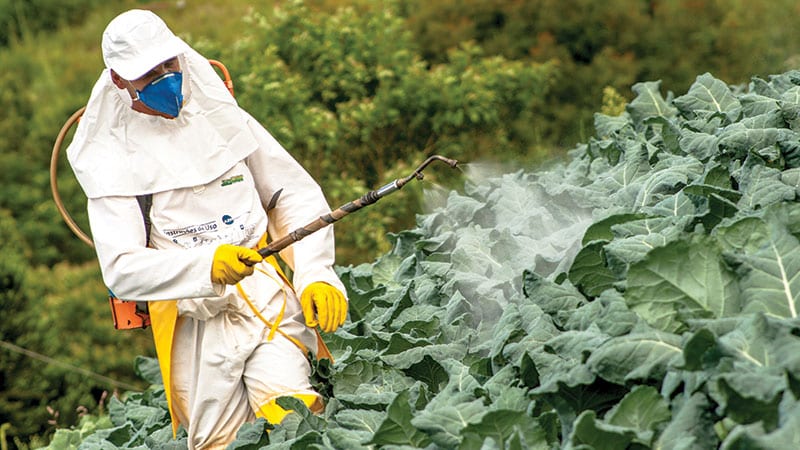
left=300, top=282, right=347, bottom=333
left=210, top=244, right=263, bottom=285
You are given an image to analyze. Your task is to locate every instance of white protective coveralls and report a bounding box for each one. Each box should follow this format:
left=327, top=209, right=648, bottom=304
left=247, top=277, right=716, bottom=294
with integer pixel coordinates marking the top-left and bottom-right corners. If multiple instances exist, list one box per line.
left=66, top=9, right=346, bottom=449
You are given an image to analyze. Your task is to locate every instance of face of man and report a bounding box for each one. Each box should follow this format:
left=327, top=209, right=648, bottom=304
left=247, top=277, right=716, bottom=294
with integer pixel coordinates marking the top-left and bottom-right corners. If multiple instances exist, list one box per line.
left=110, top=57, right=182, bottom=119
left=129, top=57, right=180, bottom=90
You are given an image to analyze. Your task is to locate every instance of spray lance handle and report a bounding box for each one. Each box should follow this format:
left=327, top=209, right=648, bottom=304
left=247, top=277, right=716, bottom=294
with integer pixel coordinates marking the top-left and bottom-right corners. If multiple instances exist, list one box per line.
left=258, top=155, right=458, bottom=258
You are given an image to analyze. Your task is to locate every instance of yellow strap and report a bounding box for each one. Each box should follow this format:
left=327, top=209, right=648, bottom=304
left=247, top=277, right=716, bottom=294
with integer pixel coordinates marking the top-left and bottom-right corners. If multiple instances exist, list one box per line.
left=236, top=270, right=308, bottom=355
left=255, top=233, right=334, bottom=363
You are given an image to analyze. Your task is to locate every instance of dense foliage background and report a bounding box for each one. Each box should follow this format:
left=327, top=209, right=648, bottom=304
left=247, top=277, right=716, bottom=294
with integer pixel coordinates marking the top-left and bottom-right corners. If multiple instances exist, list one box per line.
left=2, top=0, right=800, bottom=447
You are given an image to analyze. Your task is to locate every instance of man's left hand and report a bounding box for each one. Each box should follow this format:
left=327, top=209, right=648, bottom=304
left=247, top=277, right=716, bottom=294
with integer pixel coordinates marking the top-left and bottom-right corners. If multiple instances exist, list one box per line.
left=300, top=282, right=347, bottom=333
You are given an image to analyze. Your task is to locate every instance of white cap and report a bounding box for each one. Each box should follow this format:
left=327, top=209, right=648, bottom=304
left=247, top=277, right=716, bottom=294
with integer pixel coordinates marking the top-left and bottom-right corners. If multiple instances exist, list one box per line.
left=101, top=9, right=187, bottom=80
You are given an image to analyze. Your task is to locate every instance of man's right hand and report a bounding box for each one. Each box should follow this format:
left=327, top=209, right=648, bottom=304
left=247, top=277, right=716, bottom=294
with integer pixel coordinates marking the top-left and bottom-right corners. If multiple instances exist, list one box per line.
left=211, top=244, right=263, bottom=285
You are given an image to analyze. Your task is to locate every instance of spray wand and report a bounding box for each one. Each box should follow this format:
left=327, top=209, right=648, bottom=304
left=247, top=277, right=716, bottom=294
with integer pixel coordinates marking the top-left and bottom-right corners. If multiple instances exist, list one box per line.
left=258, top=155, right=458, bottom=258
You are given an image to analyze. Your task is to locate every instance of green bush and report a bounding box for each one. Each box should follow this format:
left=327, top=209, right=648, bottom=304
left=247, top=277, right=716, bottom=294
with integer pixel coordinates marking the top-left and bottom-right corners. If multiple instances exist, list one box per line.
left=402, top=0, right=800, bottom=147
left=0, top=13, right=104, bottom=267
left=0, top=210, right=36, bottom=441
left=0, top=0, right=105, bottom=46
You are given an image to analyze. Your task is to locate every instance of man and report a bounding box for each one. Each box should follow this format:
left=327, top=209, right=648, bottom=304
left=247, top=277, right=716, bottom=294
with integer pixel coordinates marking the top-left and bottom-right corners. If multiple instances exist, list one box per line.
left=66, top=9, right=348, bottom=449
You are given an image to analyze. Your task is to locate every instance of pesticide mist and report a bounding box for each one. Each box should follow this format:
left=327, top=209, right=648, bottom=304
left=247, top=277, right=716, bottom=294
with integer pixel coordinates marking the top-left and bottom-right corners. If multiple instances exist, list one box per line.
left=417, top=159, right=596, bottom=335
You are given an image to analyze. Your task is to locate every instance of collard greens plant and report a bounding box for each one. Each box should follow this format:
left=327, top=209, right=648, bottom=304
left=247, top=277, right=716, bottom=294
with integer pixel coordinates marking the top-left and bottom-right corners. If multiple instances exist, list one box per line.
left=48, top=71, right=800, bottom=449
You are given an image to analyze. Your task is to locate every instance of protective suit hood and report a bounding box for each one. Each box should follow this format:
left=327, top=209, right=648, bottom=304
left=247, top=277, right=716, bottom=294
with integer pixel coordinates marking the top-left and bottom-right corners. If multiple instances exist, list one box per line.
left=67, top=10, right=258, bottom=199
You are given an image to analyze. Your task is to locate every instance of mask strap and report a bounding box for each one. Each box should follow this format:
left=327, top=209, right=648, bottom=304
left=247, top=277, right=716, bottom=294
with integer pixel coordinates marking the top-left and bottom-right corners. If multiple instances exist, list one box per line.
left=124, top=80, right=141, bottom=103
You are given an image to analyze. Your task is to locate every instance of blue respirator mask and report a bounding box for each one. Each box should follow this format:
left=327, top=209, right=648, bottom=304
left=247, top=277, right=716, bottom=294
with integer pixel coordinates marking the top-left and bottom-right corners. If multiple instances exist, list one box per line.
left=133, top=71, right=184, bottom=118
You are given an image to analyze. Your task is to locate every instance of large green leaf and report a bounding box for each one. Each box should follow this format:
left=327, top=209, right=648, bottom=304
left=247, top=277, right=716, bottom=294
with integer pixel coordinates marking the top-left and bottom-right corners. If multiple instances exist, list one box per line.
left=739, top=92, right=781, bottom=118
left=226, top=418, right=270, bottom=449
left=481, top=365, right=532, bottom=412
left=737, top=110, right=786, bottom=129
left=594, top=112, right=633, bottom=138
left=568, top=240, right=617, bottom=297
left=399, top=357, right=486, bottom=445
left=478, top=302, right=524, bottom=359
left=625, top=233, right=742, bottom=332
left=713, top=216, right=769, bottom=254
left=587, top=329, right=683, bottom=385
left=730, top=209, right=800, bottom=319
left=369, top=390, right=431, bottom=447
left=627, top=80, right=678, bottom=126
left=133, top=356, right=163, bottom=385
left=333, top=359, right=417, bottom=408
left=380, top=335, right=469, bottom=372
left=698, top=193, right=740, bottom=231
left=646, top=190, right=702, bottom=220
left=683, top=183, right=742, bottom=205
left=411, top=398, right=487, bottom=448
left=674, top=73, right=742, bottom=123
left=653, top=393, right=720, bottom=450
left=680, top=328, right=722, bottom=371
left=591, top=141, right=652, bottom=204
left=327, top=408, right=386, bottom=448
left=522, top=271, right=587, bottom=315
left=721, top=399, right=800, bottom=449
left=501, top=303, right=561, bottom=365
left=277, top=396, right=326, bottom=431
left=633, top=155, right=705, bottom=208
left=603, top=215, right=693, bottom=276
left=401, top=355, right=449, bottom=394
left=710, top=375, right=783, bottom=430
left=606, top=385, right=671, bottom=444
left=780, top=167, right=800, bottom=196
left=679, top=129, right=719, bottom=161
left=715, top=314, right=782, bottom=369
left=645, top=115, right=682, bottom=155
left=459, top=409, right=550, bottom=450
left=43, top=429, right=84, bottom=450
left=73, top=423, right=137, bottom=448
left=698, top=315, right=794, bottom=431
left=567, top=410, right=637, bottom=450
left=563, top=290, right=641, bottom=337
left=780, top=85, right=800, bottom=131
left=532, top=377, right=629, bottom=444
left=337, top=265, right=386, bottom=323
left=736, top=162, right=796, bottom=211
left=580, top=213, right=648, bottom=245
left=449, top=225, right=527, bottom=283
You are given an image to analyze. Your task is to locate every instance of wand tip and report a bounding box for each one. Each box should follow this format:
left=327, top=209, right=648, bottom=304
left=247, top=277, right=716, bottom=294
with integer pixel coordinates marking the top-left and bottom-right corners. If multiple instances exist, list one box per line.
left=432, top=155, right=458, bottom=168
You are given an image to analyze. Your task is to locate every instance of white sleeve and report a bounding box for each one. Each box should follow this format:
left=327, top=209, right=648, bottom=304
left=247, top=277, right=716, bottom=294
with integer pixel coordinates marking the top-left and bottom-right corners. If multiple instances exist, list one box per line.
left=242, top=112, right=347, bottom=298
left=87, top=196, right=222, bottom=301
